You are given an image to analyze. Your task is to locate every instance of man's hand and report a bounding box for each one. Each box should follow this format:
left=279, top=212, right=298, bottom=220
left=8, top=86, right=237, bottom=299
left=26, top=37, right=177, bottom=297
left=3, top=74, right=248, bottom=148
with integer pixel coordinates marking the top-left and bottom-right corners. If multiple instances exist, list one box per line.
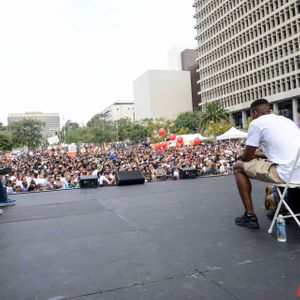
left=254, top=148, right=267, bottom=159
left=239, top=146, right=257, bottom=162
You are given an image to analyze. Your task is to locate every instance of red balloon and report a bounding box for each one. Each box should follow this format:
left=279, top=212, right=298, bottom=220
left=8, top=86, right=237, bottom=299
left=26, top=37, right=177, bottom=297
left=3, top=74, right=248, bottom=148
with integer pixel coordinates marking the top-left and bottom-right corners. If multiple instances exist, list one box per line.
left=161, top=141, right=168, bottom=149
left=158, top=128, right=166, bottom=136
left=194, top=137, right=201, bottom=145
left=177, top=136, right=183, bottom=144
left=155, top=143, right=162, bottom=150
left=168, top=133, right=176, bottom=141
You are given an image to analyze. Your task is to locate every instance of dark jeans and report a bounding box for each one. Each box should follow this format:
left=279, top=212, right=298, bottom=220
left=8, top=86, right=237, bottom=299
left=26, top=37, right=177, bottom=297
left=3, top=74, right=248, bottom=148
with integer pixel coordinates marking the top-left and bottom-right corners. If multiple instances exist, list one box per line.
left=0, top=180, right=8, bottom=200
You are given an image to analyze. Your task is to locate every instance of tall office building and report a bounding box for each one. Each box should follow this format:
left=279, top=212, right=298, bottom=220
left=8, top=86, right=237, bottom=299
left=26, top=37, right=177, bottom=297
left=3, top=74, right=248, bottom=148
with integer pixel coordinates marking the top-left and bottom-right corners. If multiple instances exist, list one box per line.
left=133, top=70, right=193, bottom=121
left=168, top=47, right=202, bottom=109
left=181, top=49, right=202, bottom=109
left=194, top=0, right=300, bottom=127
left=8, top=112, right=60, bottom=137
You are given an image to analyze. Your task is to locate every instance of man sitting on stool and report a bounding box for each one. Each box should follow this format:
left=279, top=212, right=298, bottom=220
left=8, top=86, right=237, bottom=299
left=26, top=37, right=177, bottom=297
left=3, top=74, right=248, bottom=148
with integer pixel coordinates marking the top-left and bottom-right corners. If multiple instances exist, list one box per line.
left=234, top=99, right=300, bottom=229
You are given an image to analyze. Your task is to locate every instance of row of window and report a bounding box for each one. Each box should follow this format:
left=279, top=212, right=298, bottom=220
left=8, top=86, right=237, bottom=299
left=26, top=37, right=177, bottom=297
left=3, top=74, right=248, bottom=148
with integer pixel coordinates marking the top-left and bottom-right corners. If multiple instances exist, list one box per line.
left=198, top=10, right=300, bottom=61
left=197, top=2, right=299, bottom=49
left=199, top=38, right=300, bottom=81
left=194, top=0, right=229, bottom=19
left=222, top=75, right=300, bottom=108
left=199, top=24, right=300, bottom=75
left=201, top=74, right=300, bottom=105
left=201, top=55, right=300, bottom=91
left=195, top=0, right=292, bottom=33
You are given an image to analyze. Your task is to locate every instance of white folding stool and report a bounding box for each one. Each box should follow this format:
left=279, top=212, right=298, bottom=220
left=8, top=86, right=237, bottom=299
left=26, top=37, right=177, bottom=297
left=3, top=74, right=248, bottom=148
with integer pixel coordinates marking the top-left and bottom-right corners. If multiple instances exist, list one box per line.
left=268, top=148, right=300, bottom=233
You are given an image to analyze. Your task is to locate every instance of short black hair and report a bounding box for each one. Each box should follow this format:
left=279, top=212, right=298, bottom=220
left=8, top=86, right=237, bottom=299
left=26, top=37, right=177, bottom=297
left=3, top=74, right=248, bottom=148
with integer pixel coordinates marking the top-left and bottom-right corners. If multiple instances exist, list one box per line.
left=250, top=99, right=269, bottom=110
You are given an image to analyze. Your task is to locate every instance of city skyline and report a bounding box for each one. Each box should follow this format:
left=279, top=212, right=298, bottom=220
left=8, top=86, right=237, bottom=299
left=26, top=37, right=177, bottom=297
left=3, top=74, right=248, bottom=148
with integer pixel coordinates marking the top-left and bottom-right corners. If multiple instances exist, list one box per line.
left=0, top=0, right=195, bottom=126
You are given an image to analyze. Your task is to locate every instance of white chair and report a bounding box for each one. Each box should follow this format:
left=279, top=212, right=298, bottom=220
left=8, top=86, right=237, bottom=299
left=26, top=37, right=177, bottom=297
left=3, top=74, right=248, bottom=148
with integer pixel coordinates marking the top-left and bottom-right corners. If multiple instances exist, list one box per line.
left=268, top=148, right=300, bottom=234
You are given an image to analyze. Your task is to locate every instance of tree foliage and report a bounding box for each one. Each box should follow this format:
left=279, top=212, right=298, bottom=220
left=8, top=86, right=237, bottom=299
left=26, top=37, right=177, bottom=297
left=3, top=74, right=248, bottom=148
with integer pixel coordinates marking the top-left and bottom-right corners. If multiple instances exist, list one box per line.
left=62, top=120, right=80, bottom=132
left=199, top=101, right=229, bottom=131
left=244, top=116, right=252, bottom=130
left=114, top=118, right=133, bottom=141
left=8, top=119, right=44, bottom=149
left=87, top=113, right=108, bottom=128
left=204, top=120, right=232, bottom=137
left=0, top=122, right=7, bottom=132
left=140, top=118, right=174, bottom=138
left=126, top=122, right=148, bottom=142
left=0, top=133, right=12, bottom=151
left=172, top=111, right=201, bottom=133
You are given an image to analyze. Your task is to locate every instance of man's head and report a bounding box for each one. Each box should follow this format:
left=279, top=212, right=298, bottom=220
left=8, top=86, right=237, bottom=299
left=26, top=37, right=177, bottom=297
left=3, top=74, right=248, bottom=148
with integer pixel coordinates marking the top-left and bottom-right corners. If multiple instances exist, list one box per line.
left=250, top=99, right=270, bottom=119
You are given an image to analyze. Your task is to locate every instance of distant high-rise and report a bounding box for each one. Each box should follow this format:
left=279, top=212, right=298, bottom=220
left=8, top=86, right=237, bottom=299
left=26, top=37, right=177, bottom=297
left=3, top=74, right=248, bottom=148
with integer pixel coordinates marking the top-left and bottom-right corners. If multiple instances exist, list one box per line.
left=181, top=49, right=202, bottom=109
left=168, top=46, right=202, bottom=110
left=133, top=70, right=193, bottom=121
left=8, top=112, right=60, bottom=137
left=101, top=102, right=135, bottom=122
left=194, top=0, right=300, bottom=127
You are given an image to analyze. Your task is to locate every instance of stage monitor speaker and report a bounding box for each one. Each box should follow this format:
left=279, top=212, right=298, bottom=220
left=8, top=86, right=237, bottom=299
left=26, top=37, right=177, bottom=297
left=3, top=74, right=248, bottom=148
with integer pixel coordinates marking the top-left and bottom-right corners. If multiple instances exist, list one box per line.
left=79, top=175, right=98, bottom=188
left=179, top=167, right=197, bottom=179
left=116, top=170, right=145, bottom=186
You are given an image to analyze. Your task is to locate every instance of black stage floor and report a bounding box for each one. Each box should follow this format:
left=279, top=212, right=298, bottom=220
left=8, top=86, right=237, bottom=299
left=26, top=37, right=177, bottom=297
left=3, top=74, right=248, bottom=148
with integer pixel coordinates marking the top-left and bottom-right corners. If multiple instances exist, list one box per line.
left=0, top=176, right=299, bottom=300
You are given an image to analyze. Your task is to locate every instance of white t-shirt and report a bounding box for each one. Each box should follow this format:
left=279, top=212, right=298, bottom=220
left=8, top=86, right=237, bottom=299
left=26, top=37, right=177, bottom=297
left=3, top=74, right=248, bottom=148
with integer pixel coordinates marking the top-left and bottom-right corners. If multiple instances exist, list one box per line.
left=92, top=169, right=100, bottom=176
left=99, top=175, right=110, bottom=185
left=246, top=114, right=300, bottom=182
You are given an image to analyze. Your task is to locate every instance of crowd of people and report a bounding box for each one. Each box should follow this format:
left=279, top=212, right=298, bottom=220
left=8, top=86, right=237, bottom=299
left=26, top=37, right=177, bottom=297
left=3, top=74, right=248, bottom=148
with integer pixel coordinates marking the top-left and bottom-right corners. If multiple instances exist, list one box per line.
left=0, top=141, right=244, bottom=194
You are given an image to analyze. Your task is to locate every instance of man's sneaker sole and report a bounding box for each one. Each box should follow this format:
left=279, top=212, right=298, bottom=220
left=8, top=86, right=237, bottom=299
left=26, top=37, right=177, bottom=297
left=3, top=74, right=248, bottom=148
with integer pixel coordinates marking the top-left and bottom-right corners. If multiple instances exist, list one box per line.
left=235, top=213, right=260, bottom=229
left=235, top=220, right=260, bottom=229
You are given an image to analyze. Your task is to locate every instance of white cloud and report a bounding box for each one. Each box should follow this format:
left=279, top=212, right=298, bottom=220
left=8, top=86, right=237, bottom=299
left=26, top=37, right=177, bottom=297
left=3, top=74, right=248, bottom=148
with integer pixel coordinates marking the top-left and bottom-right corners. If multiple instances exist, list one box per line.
left=0, top=0, right=196, bottom=126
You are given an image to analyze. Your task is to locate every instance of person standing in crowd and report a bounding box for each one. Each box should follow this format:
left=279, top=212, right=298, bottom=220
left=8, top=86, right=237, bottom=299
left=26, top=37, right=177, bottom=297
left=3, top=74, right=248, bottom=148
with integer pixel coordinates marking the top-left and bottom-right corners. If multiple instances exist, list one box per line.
left=234, top=99, right=300, bottom=229
left=0, top=174, right=16, bottom=206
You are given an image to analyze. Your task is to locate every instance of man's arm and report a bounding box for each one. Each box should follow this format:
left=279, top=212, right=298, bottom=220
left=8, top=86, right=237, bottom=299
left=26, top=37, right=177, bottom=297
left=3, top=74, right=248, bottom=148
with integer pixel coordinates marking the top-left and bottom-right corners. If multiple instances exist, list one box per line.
left=239, top=145, right=257, bottom=162
left=254, top=148, right=267, bottom=159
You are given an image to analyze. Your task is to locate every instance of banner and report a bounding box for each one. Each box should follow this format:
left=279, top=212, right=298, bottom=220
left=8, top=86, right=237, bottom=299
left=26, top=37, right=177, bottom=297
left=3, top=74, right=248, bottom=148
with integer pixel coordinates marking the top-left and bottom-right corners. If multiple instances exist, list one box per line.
left=47, top=135, right=60, bottom=145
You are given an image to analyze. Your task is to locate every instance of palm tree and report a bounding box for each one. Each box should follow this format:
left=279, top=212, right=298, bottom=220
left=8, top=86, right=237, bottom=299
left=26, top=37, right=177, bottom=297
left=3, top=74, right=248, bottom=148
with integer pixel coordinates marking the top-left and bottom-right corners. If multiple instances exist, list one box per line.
left=199, top=100, right=229, bottom=131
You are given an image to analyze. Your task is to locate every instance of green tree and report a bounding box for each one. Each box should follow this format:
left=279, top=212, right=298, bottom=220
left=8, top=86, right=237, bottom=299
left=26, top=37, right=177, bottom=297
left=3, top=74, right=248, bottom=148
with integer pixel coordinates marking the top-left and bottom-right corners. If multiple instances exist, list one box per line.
left=114, top=118, right=133, bottom=141
left=204, top=120, right=232, bottom=137
left=65, top=128, right=85, bottom=144
left=8, top=119, right=44, bottom=149
left=87, top=113, right=108, bottom=128
left=0, top=133, right=12, bottom=151
left=199, top=101, right=229, bottom=131
left=0, top=122, right=7, bottom=132
left=244, top=116, right=252, bottom=130
left=62, top=120, right=80, bottom=132
left=60, top=120, right=80, bottom=142
left=140, top=118, right=173, bottom=139
left=127, top=123, right=147, bottom=142
left=173, top=111, right=201, bottom=133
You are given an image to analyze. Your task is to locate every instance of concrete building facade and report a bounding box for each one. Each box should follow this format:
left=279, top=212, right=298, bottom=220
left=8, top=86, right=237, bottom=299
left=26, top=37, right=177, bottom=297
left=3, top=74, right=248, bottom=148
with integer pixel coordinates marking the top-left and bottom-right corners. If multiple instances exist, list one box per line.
left=181, top=49, right=202, bottom=109
left=133, top=70, right=193, bottom=121
left=8, top=112, right=60, bottom=137
left=193, top=0, right=300, bottom=127
left=101, top=102, right=135, bottom=122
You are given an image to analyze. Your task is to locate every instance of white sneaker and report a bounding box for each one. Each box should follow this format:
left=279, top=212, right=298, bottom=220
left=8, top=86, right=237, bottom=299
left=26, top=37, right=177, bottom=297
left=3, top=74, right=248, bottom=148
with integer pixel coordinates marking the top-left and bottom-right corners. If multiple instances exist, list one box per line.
left=0, top=209, right=3, bottom=215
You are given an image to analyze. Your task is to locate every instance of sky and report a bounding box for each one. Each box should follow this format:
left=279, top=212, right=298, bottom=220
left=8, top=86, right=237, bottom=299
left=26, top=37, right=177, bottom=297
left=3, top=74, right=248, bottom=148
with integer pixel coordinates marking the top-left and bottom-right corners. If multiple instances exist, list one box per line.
left=0, top=0, right=196, bottom=126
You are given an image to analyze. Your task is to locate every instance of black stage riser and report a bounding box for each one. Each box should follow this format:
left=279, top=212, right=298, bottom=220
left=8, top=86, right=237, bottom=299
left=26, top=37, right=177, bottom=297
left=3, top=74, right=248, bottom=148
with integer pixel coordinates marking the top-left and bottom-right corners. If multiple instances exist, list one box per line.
left=79, top=175, right=99, bottom=188
left=116, top=170, right=145, bottom=186
left=179, top=168, right=197, bottom=179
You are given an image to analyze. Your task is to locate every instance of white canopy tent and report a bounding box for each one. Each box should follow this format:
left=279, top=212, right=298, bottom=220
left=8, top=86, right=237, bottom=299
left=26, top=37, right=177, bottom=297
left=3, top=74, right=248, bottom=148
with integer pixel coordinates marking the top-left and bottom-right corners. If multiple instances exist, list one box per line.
left=216, top=127, right=247, bottom=140
left=169, top=133, right=208, bottom=147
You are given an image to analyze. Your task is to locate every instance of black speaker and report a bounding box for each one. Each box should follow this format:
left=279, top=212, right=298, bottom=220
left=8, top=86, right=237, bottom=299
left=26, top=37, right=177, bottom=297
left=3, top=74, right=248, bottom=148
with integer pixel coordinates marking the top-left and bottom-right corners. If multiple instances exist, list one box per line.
left=179, top=167, right=197, bottom=179
left=79, top=175, right=98, bottom=188
left=116, top=170, right=145, bottom=186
